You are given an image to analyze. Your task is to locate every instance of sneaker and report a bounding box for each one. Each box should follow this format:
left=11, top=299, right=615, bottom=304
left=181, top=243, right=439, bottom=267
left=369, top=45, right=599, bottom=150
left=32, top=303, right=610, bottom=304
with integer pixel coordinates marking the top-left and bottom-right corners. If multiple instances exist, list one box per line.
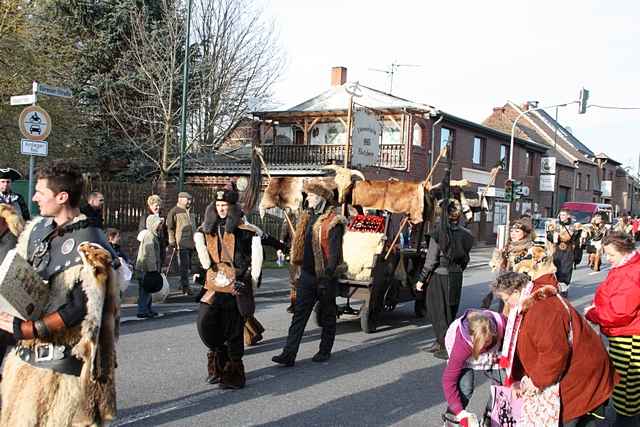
left=272, top=353, right=295, bottom=367
left=136, top=313, right=150, bottom=319
left=312, top=352, right=331, bottom=363
left=433, top=348, right=449, bottom=360
left=149, top=311, right=159, bottom=318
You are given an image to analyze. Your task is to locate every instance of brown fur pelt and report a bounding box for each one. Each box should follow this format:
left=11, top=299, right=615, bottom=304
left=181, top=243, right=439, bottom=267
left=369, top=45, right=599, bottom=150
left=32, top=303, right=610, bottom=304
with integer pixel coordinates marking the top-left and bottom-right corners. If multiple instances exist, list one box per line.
left=290, top=211, right=310, bottom=266
left=310, top=208, right=348, bottom=278
left=352, top=180, right=425, bottom=224
left=521, top=285, right=559, bottom=313
left=1, top=221, right=120, bottom=427
left=259, top=177, right=304, bottom=217
left=241, top=150, right=262, bottom=213
left=0, top=204, right=24, bottom=237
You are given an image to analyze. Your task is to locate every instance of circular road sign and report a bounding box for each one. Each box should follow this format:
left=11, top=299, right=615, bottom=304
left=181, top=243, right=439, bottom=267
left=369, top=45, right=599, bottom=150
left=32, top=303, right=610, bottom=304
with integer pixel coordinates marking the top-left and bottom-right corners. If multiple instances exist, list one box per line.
left=19, top=105, right=51, bottom=141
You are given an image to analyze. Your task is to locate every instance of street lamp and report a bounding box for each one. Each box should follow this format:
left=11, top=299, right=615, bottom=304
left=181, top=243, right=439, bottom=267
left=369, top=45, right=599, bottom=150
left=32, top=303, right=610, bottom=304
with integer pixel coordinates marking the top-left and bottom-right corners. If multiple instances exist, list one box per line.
left=506, top=101, right=577, bottom=226
left=178, top=0, right=194, bottom=192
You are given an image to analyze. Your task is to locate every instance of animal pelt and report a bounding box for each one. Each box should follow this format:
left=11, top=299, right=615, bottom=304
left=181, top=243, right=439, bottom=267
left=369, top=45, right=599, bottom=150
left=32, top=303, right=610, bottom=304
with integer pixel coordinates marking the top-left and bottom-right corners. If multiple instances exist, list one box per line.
left=311, top=208, right=348, bottom=278
left=290, top=211, right=310, bottom=266
left=202, top=202, right=242, bottom=234
left=259, top=177, right=304, bottom=218
left=352, top=180, right=425, bottom=224
left=1, top=229, right=120, bottom=426
left=322, top=165, right=365, bottom=204
left=520, top=285, right=559, bottom=313
left=342, top=231, right=385, bottom=281
left=303, top=177, right=336, bottom=202
left=0, top=203, right=24, bottom=237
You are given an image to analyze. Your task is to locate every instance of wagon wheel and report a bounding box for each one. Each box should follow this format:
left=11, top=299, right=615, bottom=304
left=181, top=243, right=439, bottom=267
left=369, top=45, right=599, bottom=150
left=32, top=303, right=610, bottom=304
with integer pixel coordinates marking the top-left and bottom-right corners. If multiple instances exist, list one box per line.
left=360, top=294, right=377, bottom=334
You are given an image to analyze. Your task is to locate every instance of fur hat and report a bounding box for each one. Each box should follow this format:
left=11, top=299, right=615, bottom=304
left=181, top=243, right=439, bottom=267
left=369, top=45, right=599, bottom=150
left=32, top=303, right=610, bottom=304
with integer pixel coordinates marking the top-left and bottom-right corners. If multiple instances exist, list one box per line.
left=0, top=204, right=24, bottom=237
left=214, top=182, right=239, bottom=204
left=303, top=178, right=335, bottom=202
left=510, top=217, right=532, bottom=235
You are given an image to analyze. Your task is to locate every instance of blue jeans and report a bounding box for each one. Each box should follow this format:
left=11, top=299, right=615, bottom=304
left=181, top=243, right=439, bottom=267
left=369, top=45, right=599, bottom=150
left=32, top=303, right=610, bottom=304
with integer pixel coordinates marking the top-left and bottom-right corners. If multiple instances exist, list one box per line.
left=137, top=273, right=153, bottom=315
left=449, top=368, right=506, bottom=415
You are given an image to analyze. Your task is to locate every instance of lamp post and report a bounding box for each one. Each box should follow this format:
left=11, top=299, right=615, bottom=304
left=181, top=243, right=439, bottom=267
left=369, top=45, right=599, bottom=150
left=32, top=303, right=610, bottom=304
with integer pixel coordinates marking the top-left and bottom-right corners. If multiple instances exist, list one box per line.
left=506, top=101, right=576, bottom=226
left=178, top=0, right=194, bottom=192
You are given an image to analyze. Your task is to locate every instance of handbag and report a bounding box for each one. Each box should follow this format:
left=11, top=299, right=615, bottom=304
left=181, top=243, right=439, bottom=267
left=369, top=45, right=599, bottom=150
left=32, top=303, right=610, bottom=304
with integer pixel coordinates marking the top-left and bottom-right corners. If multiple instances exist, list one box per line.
left=489, top=384, right=522, bottom=427
left=142, top=271, right=164, bottom=293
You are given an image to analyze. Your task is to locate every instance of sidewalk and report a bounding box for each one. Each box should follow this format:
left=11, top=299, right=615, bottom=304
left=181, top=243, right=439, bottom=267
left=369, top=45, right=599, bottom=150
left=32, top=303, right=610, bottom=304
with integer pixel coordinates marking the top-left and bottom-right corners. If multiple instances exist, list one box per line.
left=467, top=245, right=495, bottom=269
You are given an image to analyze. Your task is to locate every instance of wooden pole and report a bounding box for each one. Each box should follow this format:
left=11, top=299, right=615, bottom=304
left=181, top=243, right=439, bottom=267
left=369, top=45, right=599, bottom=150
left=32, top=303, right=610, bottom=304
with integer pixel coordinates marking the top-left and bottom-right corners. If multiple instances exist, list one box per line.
left=384, top=216, right=410, bottom=260
left=424, top=144, right=448, bottom=186
left=344, top=94, right=354, bottom=168
left=255, top=149, right=296, bottom=235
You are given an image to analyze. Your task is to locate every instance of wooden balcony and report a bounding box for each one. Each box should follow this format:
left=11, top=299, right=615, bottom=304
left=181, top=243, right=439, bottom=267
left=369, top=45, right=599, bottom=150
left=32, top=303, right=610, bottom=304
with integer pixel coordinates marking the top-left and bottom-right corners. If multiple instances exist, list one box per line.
left=262, top=144, right=406, bottom=169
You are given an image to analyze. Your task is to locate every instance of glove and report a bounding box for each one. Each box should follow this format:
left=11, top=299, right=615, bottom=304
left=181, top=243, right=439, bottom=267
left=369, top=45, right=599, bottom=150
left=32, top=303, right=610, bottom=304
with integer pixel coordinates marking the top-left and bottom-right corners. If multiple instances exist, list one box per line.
left=456, top=410, right=479, bottom=427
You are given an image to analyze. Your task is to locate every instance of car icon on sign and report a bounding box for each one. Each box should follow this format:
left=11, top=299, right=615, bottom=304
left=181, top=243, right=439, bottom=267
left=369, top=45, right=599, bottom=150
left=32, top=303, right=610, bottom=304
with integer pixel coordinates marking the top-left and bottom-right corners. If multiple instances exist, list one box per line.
left=30, top=125, right=42, bottom=134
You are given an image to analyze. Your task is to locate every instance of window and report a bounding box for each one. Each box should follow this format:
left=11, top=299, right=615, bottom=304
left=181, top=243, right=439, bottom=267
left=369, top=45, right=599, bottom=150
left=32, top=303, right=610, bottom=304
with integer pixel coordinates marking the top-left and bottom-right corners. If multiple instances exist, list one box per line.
left=412, top=123, right=423, bottom=147
left=577, top=172, right=582, bottom=189
left=472, top=137, right=484, bottom=165
left=524, top=151, right=534, bottom=176
left=440, top=127, right=454, bottom=157
left=499, top=144, right=509, bottom=170
left=586, top=174, right=591, bottom=190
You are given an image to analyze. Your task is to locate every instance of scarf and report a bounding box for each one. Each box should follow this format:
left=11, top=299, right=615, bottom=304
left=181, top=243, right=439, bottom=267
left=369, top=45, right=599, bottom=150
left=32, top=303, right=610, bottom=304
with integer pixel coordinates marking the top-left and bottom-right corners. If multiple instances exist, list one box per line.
left=499, top=280, right=534, bottom=384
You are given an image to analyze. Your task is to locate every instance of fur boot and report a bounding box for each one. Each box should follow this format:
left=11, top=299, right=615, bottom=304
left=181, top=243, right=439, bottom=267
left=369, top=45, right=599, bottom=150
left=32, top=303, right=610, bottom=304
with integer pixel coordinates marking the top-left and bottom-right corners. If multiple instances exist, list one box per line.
left=244, top=316, right=265, bottom=346
left=220, top=360, right=246, bottom=390
left=206, top=350, right=228, bottom=385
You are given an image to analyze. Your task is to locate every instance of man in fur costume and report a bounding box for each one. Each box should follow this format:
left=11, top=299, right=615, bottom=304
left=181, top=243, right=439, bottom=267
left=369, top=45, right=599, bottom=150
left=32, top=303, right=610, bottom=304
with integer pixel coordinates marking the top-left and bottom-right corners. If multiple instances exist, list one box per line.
left=415, top=199, right=474, bottom=360
left=272, top=179, right=347, bottom=366
left=193, top=185, right=258, bottom=389
left=546, top=209, right=581, bottom=297
left=585, top=213, right=609, bottom=272
left=0, top=160, right=120, bottom=427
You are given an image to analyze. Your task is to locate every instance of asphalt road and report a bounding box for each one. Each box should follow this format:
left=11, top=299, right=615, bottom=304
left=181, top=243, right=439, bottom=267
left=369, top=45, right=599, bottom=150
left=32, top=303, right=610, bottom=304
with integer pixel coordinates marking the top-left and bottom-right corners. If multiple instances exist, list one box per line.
left=113, top=262, right=613, bottom=427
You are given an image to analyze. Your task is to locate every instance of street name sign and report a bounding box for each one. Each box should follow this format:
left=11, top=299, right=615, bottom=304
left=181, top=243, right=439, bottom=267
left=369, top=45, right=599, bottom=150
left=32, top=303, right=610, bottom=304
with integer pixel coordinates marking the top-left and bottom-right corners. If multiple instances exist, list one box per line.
left=10, top=94, right=36, bottom=106
left=18, top=105, right=51, bottom=141
left=21, top=139, right=48, bottom=157
left=36, top=83, right=72, bottom=98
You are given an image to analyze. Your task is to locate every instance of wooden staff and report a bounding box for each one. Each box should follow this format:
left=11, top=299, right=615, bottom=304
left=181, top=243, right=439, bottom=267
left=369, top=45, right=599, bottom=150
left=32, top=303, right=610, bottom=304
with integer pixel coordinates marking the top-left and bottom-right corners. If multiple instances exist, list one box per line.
left=478, top=166, right=501, bottom=208
left=384, top=216, right=410, bottom=260
left=255, top=148, right=296, bottom=235
left=424, top=145, right=448, bottom=186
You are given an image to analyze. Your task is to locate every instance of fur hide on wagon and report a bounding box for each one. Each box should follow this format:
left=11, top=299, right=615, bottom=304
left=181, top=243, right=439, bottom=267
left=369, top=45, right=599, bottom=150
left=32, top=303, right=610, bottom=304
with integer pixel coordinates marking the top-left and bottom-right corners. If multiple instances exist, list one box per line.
left=258, top=177, right=304, bottom=217
left=341, top=231, right=385, bottom=281
left=352, top=180, right=426, bottom=225
left=1, top=217, right=120, bottom=427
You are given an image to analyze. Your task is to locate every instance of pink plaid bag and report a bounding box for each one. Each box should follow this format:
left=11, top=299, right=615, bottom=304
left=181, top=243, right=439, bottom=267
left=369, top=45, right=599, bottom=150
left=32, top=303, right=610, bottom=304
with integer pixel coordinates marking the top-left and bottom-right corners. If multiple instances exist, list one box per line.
left=489, top=385, right=522, bottom=426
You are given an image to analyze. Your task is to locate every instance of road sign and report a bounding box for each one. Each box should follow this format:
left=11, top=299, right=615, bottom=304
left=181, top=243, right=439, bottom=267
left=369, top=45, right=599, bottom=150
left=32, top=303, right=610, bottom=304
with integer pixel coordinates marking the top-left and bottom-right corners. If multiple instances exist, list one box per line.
left=10, top=94, right=36, bottom=106
left=36, top=82, right=72, bottom=98
left=18, top=105, right=51, bottom=141
left=20, top=139, right=48, bottom=157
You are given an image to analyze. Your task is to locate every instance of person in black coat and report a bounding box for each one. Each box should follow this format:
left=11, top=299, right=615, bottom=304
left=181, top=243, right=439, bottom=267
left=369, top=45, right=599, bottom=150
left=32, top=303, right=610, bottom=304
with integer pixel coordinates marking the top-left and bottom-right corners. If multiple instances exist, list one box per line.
left=415, top=199, right=474, bottom=360
left=0, top=168, right=30, bottom=221
left=272, top=179, right=346, bottom=366
left=80, top=191, right=104, bottom=228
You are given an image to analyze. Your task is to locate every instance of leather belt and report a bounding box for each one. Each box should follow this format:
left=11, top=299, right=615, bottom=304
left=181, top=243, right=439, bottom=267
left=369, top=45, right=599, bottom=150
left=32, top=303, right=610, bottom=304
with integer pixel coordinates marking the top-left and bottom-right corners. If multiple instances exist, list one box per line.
left=16, top=343, right=83, bottom=376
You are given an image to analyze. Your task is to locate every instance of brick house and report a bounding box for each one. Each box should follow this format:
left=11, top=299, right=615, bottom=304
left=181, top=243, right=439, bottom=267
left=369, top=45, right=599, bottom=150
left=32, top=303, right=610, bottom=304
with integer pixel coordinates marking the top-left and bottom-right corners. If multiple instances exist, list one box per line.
left=185, top=67, right=552, bottom=244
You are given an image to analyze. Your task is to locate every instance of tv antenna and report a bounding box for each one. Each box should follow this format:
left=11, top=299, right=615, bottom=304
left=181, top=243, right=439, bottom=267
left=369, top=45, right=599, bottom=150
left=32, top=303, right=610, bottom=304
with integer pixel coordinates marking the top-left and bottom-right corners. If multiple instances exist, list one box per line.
left=369, top=62, right=421, bottom=93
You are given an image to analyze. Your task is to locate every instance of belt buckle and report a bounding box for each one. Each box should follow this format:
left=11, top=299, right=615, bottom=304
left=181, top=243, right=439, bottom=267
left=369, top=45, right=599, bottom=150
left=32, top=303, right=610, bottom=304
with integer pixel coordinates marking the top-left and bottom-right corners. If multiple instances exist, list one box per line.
left=35, top=343, right=55, bottom=362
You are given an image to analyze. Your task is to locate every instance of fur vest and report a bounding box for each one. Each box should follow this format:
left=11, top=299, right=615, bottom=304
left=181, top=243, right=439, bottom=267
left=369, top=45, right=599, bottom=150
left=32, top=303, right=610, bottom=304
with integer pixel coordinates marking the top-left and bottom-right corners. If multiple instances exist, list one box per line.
left=490, top=240, right=557, bottom=282
left=291, top=207, right=347, bottom=279
left=1, top=217, right=120, bottom=427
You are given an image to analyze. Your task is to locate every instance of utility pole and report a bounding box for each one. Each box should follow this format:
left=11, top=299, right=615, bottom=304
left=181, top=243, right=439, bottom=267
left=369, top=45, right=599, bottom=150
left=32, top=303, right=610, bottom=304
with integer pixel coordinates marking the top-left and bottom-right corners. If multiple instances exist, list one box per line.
left=178, top=0, right=194, bottom=192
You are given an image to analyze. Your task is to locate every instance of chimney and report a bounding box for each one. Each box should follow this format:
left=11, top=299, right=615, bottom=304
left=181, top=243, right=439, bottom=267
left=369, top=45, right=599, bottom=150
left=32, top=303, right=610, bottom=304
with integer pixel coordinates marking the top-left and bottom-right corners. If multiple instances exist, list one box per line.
left=331, top=66, right=347, bottom=87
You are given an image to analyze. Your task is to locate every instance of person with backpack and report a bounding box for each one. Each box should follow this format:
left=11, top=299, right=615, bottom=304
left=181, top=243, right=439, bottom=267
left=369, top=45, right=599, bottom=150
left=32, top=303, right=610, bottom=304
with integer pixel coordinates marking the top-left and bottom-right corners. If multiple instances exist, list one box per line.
left=415, top=199, right=474, bottom=360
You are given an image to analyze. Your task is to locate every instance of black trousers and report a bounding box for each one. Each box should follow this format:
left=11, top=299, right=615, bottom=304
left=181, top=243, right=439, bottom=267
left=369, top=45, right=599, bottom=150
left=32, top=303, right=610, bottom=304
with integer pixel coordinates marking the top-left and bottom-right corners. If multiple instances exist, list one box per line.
left=283, top=271, right=337, bottom=357
left=178, top=249, right=192, bottom=288
left=426, top=272, right=463, bottom=345
left=197, top=295, right=244, bottom=361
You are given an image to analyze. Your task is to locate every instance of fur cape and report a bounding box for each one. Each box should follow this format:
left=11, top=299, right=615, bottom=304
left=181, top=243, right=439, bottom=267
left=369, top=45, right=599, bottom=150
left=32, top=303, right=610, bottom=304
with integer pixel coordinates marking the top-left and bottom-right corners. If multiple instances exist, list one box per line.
left=1, top=216, right=120, bottom=427
left=520, top=284, right=559, bottom=313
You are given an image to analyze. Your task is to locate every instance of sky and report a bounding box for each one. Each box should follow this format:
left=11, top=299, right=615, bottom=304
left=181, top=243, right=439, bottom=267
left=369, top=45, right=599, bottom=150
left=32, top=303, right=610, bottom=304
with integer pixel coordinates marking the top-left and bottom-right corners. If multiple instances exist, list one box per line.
left=258, top=0, right=640, bottom=172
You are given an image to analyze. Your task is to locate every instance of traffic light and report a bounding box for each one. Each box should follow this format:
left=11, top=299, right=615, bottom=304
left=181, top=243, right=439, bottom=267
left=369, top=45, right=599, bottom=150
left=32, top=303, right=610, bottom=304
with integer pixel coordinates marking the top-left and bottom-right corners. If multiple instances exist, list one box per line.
left=578, top=88, right=590, bottom=114
left=512, top=180, right=522, bottom=200
left=505, top=179, right=514, bottom=202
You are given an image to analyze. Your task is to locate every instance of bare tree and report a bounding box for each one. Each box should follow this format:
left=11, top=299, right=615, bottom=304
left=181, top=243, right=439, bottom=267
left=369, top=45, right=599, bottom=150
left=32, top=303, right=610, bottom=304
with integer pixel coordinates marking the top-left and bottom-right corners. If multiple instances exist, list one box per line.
left=189, top=0, right=284, bottom=152
left=102, top=0, right=190, bottom=181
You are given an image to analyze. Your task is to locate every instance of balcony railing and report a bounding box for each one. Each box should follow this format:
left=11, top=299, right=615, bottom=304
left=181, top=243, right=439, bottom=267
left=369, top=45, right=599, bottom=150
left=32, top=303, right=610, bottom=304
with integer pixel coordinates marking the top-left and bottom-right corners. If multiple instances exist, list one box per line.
left=262, top=144, right=406, bottom=169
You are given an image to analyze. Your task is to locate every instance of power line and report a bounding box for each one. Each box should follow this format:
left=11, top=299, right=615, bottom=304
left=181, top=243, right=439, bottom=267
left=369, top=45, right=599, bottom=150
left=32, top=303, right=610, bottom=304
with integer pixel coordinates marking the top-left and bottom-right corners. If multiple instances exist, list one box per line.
left=588, top=104, right=640, bottom=111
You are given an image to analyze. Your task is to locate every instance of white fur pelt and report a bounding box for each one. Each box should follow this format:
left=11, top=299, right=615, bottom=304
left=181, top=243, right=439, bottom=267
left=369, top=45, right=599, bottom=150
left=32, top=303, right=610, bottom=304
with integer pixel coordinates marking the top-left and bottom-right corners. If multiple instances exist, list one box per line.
left=342, top=231, right=385, bottom=281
